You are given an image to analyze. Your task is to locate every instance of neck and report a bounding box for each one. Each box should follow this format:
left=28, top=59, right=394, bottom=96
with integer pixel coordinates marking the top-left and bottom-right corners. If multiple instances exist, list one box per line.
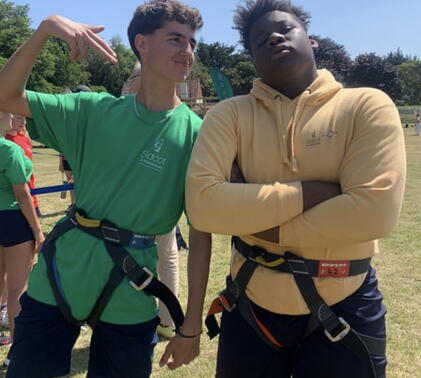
left=135, top=70, right=181, bottom=111
left=266, top=66, right=318, bottom=100
left=7, top=130, right=18, bottom=136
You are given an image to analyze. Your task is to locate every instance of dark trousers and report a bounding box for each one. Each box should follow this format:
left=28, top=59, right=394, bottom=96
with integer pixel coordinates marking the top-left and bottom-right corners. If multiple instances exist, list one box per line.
left=216, top=266, right=386, bottom=378
left=7, top=293, right=159, bottom=378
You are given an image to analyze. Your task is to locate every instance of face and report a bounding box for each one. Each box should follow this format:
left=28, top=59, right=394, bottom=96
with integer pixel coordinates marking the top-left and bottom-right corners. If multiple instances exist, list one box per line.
left=11, top=114, right=26, bottom=132
left=0, top=112, right=12, bottom=135
left=249, top=11, right=317, bottom=87
left=135, top=21, right=196, bottom=83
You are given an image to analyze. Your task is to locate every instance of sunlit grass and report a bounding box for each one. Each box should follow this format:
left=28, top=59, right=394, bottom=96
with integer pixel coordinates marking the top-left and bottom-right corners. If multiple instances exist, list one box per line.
left=0, top=128, right=419, bottom=378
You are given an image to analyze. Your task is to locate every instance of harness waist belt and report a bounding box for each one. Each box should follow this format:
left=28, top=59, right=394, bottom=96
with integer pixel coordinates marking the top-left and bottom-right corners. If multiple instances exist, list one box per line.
left=233, top=237, right=371, bottom=278
left=72, top=210, right=156, bottom=249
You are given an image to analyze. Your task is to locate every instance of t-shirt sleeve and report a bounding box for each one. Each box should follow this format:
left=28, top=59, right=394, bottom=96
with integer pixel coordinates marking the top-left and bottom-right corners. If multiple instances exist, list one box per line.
left=25, top=90, right=97, bottom=159
left=4, top=144, right=32, bottom=185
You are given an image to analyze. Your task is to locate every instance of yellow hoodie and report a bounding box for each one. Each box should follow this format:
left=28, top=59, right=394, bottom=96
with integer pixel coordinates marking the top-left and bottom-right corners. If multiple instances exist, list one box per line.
left=186, top=70, right=406, bottom=315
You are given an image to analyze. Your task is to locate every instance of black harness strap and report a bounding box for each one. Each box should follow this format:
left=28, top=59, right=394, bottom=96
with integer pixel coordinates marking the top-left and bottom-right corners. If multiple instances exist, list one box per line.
left=206, top=237, right=385, bottom=378
left=283, top=251, right=378, bottom=377
left=206, top=259, right=259, bottom=338
left=43, top=220, right=83, bottom=326
left=42, top=208, right=184, bottom=330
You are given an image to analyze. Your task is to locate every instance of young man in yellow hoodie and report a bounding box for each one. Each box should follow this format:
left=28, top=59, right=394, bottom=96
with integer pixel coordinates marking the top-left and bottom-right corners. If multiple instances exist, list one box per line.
left=165, top=0, right=406, bottom=377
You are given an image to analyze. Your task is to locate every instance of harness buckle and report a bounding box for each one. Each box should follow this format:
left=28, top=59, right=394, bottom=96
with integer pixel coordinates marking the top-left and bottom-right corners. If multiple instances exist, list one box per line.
left=130, top=267, right=154, bottom=291
left=101, top=224, right=121, bottom=244
left=286, top=258, right=310, bottom=275
left=324, top=317, right=351, bottom=342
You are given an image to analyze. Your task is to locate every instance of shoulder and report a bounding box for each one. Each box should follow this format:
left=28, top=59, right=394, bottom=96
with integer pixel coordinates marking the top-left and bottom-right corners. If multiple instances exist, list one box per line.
left=27, top=90, right=116, bottom=109
left=0, top=138, right=23, bottom=165
left=0, top=138, right=19, bottom=152
left=207, top=95, right=252, bottom=116
left=172, top=104, right=203, bottom=132
left=339, top=87, right=395, bottom=108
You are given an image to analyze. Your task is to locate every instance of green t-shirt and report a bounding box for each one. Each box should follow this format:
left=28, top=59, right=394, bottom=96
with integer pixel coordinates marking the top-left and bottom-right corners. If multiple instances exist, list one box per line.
left=0, top=137, right=32, bottom=210
left=26, top=91, right=202, bottom=324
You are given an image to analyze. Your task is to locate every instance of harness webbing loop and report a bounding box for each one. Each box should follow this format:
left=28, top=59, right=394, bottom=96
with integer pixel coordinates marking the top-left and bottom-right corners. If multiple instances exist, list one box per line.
left=205, top=237, right=384, bottom=378
left=42, top=207, right=185, bottom=330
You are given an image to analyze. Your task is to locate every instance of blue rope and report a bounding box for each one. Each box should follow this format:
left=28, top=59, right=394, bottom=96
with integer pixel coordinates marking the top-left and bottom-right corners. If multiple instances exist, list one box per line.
left=31, top=184, right=74, bottom=195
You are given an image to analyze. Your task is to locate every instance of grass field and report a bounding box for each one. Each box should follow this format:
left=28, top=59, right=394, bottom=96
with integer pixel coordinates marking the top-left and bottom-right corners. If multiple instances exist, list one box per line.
left=0, top=128, right=420, bottom=378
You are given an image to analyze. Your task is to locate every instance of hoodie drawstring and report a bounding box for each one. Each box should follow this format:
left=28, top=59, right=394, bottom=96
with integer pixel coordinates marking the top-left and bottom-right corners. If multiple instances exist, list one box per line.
left=276, top=89, right=311, bottom=173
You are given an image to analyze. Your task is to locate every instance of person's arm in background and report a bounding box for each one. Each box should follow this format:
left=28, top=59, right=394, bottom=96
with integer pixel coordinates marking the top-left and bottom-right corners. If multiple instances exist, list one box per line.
left=160, top=227, right=212, bottom=370
left=12, top=184, right=44, bottom=250
left=0, top=15, right=116, bottom=117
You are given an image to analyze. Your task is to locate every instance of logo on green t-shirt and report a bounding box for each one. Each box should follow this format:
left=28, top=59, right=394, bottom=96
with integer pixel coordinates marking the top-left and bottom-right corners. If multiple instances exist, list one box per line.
left=139, top=138, right=167, bottom=172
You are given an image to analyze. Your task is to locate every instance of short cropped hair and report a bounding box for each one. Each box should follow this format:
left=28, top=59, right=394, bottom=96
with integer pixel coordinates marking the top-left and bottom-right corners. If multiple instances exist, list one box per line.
left=128, top=0, right=203, bottom=59
left=234, top=0, right=311, bottom=53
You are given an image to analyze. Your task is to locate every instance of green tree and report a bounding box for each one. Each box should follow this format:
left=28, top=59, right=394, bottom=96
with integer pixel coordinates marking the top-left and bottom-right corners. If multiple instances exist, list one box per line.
left=398, top=60, right=421, bottom=105
left=196, top=41, right=235, bottom=71
left=86, top=36, right=136, bottom=96
left=385, top=48, right=418, bottom=66
left=49, top=38, right=90, bottom=91
left=348, top=53, right=404, bottom=103
left=0, top=1, right=90, bottom=93
left=225, top=56, right=256, bottom=95
left=313, top=36, right=352, bottom=84
left=190, top=58, right=214, bottom=97
left=0, top=1, right=31, bottom=58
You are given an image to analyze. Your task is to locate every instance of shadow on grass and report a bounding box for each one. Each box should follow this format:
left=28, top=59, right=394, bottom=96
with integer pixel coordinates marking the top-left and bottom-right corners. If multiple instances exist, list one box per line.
left=40, top=210, right=67, bottom=219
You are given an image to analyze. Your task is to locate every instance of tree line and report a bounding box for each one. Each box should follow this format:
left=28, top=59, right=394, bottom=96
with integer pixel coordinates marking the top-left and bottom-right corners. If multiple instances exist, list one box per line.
left=1, top=1, right=419, bottom=104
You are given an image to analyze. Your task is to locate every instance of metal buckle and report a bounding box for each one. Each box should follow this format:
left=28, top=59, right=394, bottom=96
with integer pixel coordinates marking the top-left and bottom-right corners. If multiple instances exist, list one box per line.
left=218, top=293, right=236, bottom=312
left=101, top=224, right=121, bottom=243
left=324, top=317, right=351, bottom=342
left=130, top=267, right=154, bottom=291
left=287, top=258, right=310, bottom=275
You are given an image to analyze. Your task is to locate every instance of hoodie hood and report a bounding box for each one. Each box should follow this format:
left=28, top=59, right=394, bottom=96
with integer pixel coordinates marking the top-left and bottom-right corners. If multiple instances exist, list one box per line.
left=250, top=69, right=343, bottom=108
left=250, top=69, right=343, bottom=173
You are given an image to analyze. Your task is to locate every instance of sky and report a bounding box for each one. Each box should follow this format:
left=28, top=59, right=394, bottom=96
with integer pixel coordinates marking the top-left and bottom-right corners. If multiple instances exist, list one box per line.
left=12, top=0, right=421, bottom=59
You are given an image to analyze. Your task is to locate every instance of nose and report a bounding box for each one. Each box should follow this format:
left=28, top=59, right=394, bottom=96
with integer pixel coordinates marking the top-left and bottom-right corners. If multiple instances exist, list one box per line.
left=183, top=41, right=194, bottom=56
left=268, top=32, right=286, bottom=47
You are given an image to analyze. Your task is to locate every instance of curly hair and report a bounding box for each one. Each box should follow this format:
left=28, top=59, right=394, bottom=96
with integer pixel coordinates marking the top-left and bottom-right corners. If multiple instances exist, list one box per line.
left=128, top=0, right=203, bottom=59
left=234, top=0, right=311, bottom=53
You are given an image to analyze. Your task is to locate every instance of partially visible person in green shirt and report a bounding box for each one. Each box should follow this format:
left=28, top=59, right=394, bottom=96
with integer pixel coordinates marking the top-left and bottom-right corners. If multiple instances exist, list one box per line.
left=0, top=111, right=44, bottom=351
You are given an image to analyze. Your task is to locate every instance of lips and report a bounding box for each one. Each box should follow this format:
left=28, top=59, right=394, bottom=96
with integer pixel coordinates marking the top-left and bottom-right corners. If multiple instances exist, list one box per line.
left=174, top=60, right=192, bottom=68
left=272, top=45, right=291, bottom=57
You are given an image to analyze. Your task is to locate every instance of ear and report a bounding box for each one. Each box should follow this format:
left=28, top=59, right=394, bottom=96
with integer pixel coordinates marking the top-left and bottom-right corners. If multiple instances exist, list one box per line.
left=309, top=35, right=318, bottom=49
left=134, top=34, right=148, bottom=59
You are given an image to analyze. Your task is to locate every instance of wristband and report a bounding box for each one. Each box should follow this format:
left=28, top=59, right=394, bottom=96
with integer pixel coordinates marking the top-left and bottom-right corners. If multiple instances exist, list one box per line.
left=176, top=328, right=202, bottom=338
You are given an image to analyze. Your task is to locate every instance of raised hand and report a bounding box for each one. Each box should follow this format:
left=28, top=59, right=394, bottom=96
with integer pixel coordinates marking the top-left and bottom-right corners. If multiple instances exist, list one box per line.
left=41, top=15, right=117, bottom=63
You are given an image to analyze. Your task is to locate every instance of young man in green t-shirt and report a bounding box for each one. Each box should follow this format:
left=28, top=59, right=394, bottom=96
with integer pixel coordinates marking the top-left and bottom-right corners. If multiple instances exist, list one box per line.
left=0, top=1, right=211, bottom=377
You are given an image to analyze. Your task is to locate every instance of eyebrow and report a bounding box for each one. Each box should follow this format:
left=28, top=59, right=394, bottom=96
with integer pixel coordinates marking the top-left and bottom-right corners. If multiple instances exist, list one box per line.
left=166, top=32, right=197, bottom=46
left=252, top=20, right=290, bottom=42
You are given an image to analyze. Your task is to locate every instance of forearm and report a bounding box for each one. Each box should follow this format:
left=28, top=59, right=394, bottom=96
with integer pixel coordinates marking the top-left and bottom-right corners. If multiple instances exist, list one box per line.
left=181, top=227, right=212, bottom=335
left=0, top=23, right=50, bottom=115
left=186, top=180, right=302, bottom=235
left=251, top=181, right=342, bottom=243
left=15, top=185, right=42, bottom=234
left=280, top=176, right=405, bottom=247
